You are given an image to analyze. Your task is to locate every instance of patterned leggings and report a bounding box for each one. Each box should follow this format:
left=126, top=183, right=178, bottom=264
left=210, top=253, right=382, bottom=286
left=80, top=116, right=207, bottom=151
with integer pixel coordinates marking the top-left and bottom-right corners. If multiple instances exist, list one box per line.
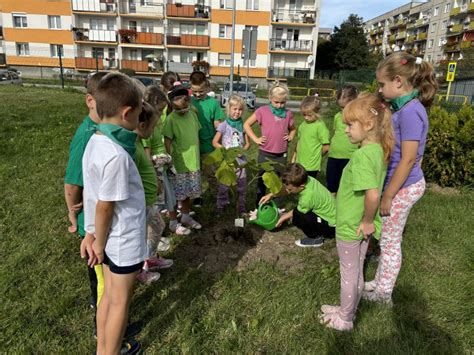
left=373, top=178, right=426, bottom=297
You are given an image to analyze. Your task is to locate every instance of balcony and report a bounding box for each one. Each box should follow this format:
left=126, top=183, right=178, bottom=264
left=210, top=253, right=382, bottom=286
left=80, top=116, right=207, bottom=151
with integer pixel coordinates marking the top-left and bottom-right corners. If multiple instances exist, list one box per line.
left=0, top=53, right=6, bottom=66
left=119, top=29, right=164, bottom=45
left=167, top=61, right=193, bottom=74
left=72, top=0, right=117, bottom=14
left=0, top=26, right=3, bottom=39
left=415, top=32, right=427, bottom=41
left=406, top=22, right=416, bottom=30
left=464, top=21, right=474, bottom=31
left=75, top=57, right=104, bottom=70
left=119, top=1, right=164, bottom=17
left=444, top=43, right=460, bottom=52
left=460, top=40, right=474, bottom=49
left=121, top=59, right=149, bottom=72
left=406, top=35, right=416, bottom=43
left=448, top=23, right=464, bottom=35
left=166, top=3, right=210, bottom=20
left=396, top=31, right=406, bottom=40
left=269, top=39, right=313, bottom=52
left=450, top=6, right=461, bottom=17
left=388, top=34, right=396, bottom=43
left=73, top=28, right=118, bottom=42
left=166, top=34, right=209, bottom=47
left=271, top=9, right=317, bottom=25
left=268, top=66, right=310, bottom=79
left=390, top=18, right=406, bottom=29
left=415, top=18, right=429, bottom=28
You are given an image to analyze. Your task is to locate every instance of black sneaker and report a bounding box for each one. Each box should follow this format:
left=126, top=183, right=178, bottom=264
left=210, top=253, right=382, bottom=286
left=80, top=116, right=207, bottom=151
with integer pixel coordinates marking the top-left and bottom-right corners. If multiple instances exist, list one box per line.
left=120, top=338, right=141, bottom=354
left=123, top=320, right=144, bottom=339
left=295, top=237, right=324, bottom=248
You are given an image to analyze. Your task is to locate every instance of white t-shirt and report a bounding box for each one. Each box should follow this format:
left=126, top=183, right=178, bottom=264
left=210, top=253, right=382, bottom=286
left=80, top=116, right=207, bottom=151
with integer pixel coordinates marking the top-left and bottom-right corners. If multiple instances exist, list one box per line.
left=83, top=134, right=146, bottom=267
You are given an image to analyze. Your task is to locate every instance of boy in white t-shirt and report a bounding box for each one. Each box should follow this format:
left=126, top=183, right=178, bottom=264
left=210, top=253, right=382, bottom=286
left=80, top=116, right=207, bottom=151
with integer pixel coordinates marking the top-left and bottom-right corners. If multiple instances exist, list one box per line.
left=83, top=73, right=145, bottom=354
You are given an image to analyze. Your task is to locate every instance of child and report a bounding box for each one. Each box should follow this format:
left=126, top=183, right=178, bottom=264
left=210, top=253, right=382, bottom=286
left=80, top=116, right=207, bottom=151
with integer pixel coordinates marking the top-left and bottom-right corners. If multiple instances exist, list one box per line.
left=212, top=95, right=250, bottom=215
left=292, top=96, right=329, bottom=179
left=83, top=73, right=145, bottom=353
left=326, top=85, right=359, bottom=195
left=134, top=102, right=173, bottom=284
left=190, top=71, right=225, bottom=205
left=260, top=163, right=335, bottom=248
left=363, top=53, right=438, bottom=304
left=163, top=85, right=202, bottom=232
left=244, top=82, right=296, bottom=205
left=320, top=93, right=394, bottom=331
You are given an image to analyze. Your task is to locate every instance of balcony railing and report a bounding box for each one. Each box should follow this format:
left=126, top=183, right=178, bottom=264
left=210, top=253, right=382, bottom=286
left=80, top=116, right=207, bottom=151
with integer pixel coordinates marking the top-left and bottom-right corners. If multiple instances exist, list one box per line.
left=460, top=40, right=474, bottom=49
left=166, top=3, right=210, bottom=19
left=167, top=61, right=193, bottom=74
left=396, top=31, right=406, bottom=39
left=464, top=21, right=474, bottom=31
left=406, top=35, right=416, bottom=43
left=449, top=23, right=464, bottom=34
left=389, top=34, right=396, bottom=42
left=119, top=30, right=164, bottom=45
left=72, top=0, right=117, bottom=13
left=444, top=43, right=460, bottom=51
left=415, top=32, right=427, bottom=41
left=119, top=1, right=164, bottom=16
left=121, top=59, right=149, bottom=72
left=271, top=9, right=316, bottom=24
left=415, top=18, right=429, bottom=27
left=73, top=28, right=118, bottom=42
left=166, top=34, right=209, bottom=47
left=269, top=38, right=313, bottom=52
left=75, top=57, right=104, bottom=70
left=268, top=67, right=310, bottom=79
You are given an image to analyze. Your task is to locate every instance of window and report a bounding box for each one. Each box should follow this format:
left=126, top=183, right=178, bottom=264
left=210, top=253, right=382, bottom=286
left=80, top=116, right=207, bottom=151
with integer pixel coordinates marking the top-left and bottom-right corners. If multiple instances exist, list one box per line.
left=438, top=37, right=444, bottom=47
left=50, top=44, right=63, bottom=57
left=142, top=49, right=154, bottom=60
left=431, top=22, right=436, bottom=33
left=180, top=23, right=194, bottom=34
left=442, top=20, right=447, bottom=30
left=91, top=19, right=101, bottom=30
left=13, top=14, right=27, bottom=28
left=427, top=54, right=432, bottom=62
left=196, top=23, right=206, bottom=35
left=130, top=49, right=138, bottom=60
left=140, top=0, right=153, bottom=5
left=434, top=6, right=439, bottom=16
left=16, top=43, right=29, bottom=55
left=92, top=47, right=104, bottom=58
left=243, top=58, right=256, bottom=67
left=141, top=21, right=153, bottom=33
left=219, top=0, right=233, bottom=9
left=246, top=0, right=259, bottom=10
left=180, top=51, right=194, bottom=63
left=428, top=39, right=434, bottom=48
left=48, top=16, right=61, bottom=29
left=107, top=19, right=115, bottom=31
left=129, top=21, right=137, bottom=31
left=219, top=24, right=232, bottom=38
left=218, top=53, right=231, bottom=66
left=444, top=3, right=451, bottom=13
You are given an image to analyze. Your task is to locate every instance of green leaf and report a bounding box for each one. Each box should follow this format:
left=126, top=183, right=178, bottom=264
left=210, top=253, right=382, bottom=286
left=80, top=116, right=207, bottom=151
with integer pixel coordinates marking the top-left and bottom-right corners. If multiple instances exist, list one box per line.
left=262, top=171, right=283, bottom=195
left=259, top=161, right=275, bottom=172
left=216, top=161, right=237, bottom=187
left=203, top=148, right=224, bottom=166
left=224, top=147, right=244, bottom=164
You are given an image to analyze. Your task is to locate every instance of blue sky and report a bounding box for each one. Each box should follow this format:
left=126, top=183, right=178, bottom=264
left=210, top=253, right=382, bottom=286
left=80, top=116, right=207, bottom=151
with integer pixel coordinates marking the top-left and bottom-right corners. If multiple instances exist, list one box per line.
left=319, top=0, right=418, bottom=28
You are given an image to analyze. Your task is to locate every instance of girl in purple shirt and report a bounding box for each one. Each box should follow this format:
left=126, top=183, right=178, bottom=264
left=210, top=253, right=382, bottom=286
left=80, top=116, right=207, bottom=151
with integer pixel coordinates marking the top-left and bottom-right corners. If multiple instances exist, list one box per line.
left=362, top=53, right=438, bottom=304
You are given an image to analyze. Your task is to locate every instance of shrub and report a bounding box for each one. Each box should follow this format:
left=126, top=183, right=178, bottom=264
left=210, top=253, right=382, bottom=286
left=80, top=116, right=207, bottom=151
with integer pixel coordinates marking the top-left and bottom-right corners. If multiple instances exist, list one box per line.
left=423, top=105, right=473, bottom=188
left=119, top=68, right=136, bottom=77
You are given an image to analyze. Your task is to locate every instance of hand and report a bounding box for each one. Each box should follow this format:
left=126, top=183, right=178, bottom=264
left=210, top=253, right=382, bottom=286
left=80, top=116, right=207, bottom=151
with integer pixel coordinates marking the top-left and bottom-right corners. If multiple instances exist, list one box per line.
left=71, top=201, right=83, bottom=212
left=255, top=136, right=267, bottom=145
left=276, top=213, right=291, bottom=228
left=68, top=210, right=78, bottom=233
left=259, top=194, right=272, bottom=205
left=283, top=134, right=292, bottom=142
left=80, top=233, right=98, bottom=267
left=357, top=221, right=375, bottom=239
left=92, top=240, right=105, bottom=265
left=380, top=195, right=393, bottom=216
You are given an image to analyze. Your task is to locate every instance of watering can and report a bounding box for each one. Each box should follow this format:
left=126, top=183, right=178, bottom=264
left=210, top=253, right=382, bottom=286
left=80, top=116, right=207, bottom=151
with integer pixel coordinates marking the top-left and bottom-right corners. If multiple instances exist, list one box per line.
left=248, top=200, right=280, bottom=231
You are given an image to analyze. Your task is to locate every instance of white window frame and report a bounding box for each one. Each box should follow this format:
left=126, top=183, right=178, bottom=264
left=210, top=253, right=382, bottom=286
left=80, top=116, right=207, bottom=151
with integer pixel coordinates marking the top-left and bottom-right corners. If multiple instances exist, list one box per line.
left=246, top=0, right=259, bottom=10
left=180, top=23, right=194, bottom=35
left=434, top=6, right=439, bottom=16
left=50, top=44, right=63, bottom=57
left=141, top=21, right=153, bottom=33
left=219, top=24, right=232, bottom=38
left=442, top=20, right=447, bottom=30
left=13, top=14, right=27, bottom=28
left=91, top=19, right=102, bottom=30
left=220, top=0, right=233, bottom=9
left=92, top=47, right=104, bottom=59
left=218, top=53, right=231, bottom=66
left=431, top=22, right=437, bottom=33
left=130, top=49, right=138, bottom=60
left=243, top=58, right=256, bottom=67
left=107, top=19, right=115, bottom=31
left=444, top=3, right=451, bottom=13
left=16, top=42, right=29, bottom=56
left=48, top=15, right=61, bottom=29
left=428, top=39, right=434, bottom=48
left=438, top=37, right=445, bottom=47
left=180, top=51, right=194, bottom=63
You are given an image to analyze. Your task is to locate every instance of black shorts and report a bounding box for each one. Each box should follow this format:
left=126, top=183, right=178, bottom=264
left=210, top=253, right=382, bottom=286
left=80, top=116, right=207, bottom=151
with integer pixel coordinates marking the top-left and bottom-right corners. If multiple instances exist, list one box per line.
left=103, top=252, right=143, bottom=275
left=326, top=158, right=350, bottom=193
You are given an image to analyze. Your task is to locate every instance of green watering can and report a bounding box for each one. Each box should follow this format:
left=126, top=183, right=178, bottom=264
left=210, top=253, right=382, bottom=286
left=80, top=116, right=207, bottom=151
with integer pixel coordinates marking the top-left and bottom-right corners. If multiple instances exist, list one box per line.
left=249, top=200, right=280, bottom=231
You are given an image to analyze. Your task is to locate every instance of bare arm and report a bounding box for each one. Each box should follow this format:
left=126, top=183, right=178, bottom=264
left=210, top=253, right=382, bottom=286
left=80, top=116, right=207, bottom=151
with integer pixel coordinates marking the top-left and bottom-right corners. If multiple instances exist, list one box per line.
left=93, top=200, right=115, bottom=263
left=243, top=133, right=251, bottom=150
left=322, top=144, right=330, bottom=156
left=244, top=113, right=266, bottom=145
left=64, top=184, right=83, bottom=233
left=212, top=131, right=223, bottom=149
left=276, top=209, right=293, bottom=228
left=291, top=141, right=298, bottom=163
left=357, top=188, right=380, bottom=239
left=286, top=125, right=297, bottom=142
left=164, top=137, right=172, bottom=155
left=380, top=141, right=419, bottom=216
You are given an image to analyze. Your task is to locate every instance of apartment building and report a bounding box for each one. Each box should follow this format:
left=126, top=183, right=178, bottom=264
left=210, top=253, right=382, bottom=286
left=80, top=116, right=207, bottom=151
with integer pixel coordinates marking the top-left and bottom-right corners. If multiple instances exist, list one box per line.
left=0, top=0, right=321, bottom=82
left=0, top=8, right=5, bottom=66
left=364, top=0, right=474, bottom=64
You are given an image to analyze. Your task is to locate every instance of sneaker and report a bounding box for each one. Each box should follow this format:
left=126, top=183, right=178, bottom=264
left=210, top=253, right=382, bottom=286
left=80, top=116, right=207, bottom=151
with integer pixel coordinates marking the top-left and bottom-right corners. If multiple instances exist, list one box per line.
left=362, top=290, right=393, bottom=306
left=320, top=313, right=353, bottom=331
left=364, top=280, right=377, bottom=292
left=144, top=257, right=174, bottom=271
left=120, top=338, right=141, bottom=354
left=295, top=237, right=324, bottom=248
left=157, top=237, right=171, bottom=252
left=181, top=215, right=202, bottom=230
left=169, top=222, right=191, bottom=236
left=136, top=270, right=161, bottom=284
left=123, top=321, right=144, bottom=339
left=321, top=304, right=340, bottom=314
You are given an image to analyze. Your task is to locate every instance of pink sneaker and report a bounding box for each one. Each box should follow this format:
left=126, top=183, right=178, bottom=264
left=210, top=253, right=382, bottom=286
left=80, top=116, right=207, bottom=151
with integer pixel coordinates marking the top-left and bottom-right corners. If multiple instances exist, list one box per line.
left=144, top=257, right=174, bottom=271
left=136, top=270, right=161, bottom=284
left=321, top=305, right=340, bottom=314
left=320, top=312, right=353, bottom=331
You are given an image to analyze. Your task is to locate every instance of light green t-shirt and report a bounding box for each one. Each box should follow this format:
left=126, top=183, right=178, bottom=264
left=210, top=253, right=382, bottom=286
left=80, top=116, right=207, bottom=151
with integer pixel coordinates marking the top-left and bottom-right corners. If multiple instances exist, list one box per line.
left=162, top=110, right=201, bottom=173
left=297, top=176, right=336, bottom=226
left=191, top=95, right=225, bottom=154
left=64, top=115, right=96, bottom=237
left=296, top=120, right=330, bottom=171
left=142, top=108, right=168, bottom=156
left=135, top=139, right=157, bottom=206
left=328, top=112, right=358, bottom=159
left=336, top=143, right=386, bottom=241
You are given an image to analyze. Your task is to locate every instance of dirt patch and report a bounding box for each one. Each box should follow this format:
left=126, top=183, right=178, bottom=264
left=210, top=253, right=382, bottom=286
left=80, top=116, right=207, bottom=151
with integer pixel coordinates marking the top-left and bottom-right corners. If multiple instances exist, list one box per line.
left=427, top=183, right=460, bottom=196
left=173, top=221, right=338, bottom=275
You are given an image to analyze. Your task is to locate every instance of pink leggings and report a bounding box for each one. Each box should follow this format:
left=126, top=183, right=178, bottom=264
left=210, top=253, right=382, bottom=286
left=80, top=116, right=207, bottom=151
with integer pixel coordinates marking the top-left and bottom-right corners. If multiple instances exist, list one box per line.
left=373, top=178, right=426, bottom=297
left=337, top=238, right=370, bottom=322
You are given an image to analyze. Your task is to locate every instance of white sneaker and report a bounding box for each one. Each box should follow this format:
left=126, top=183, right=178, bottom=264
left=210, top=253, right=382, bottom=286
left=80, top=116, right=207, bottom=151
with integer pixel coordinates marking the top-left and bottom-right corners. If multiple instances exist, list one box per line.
left=181, top=215, right=202, bottom=230
left=169, top=222, right=191, bottom=236
left=157, top=237, right=171, bottom=252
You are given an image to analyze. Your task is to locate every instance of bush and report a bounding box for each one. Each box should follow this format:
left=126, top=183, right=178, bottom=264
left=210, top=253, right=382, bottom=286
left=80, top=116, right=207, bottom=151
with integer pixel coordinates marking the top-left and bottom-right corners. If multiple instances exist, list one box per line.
left=286, top=78, right=336, bottom=89
left=423, top=105, right=473, bottom=187
left=119, top=68, right=136, bottom=77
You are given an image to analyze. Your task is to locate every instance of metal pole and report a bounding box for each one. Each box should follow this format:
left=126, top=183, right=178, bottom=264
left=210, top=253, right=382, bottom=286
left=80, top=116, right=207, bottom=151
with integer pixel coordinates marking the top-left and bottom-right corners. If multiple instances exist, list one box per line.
left=58, top=46, right=65, bottom=89
left=229, top=0, right=236, bottom=96
left=446, top=81, right=452, bottom=102
left=245, top=29, right=252, bottom=100
left=95, top=52, right=99, bottom=73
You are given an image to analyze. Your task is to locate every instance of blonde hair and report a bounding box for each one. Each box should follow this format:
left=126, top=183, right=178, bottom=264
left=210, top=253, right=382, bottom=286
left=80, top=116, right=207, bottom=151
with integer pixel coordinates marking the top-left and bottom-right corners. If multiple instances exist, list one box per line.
left=343, top=93, right=394, bottom=163
left=226, top=94, right=245, bottom=117
left=300, top=96, right=321, bottom=119
left=377, top=52, right=438, bottom=107
left=268, top=81, right=289, bottom=99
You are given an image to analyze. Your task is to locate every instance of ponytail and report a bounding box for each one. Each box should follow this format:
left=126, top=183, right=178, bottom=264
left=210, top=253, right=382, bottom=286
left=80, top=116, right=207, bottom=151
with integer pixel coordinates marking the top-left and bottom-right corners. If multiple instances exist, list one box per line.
left=378, top=103, right=395, bottom=163
left=413, top=61, right=438, bottom=107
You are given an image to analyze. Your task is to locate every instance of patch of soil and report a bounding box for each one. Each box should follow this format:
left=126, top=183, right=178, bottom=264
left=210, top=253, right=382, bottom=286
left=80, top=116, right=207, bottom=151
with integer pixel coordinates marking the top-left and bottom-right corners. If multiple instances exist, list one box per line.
left=427, top=183, right=460, bottom=196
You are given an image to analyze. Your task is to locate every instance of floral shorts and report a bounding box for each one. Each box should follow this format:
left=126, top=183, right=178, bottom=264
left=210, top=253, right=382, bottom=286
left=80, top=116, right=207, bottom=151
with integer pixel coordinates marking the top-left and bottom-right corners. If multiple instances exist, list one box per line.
left=171, top=171, right=201, bottom=201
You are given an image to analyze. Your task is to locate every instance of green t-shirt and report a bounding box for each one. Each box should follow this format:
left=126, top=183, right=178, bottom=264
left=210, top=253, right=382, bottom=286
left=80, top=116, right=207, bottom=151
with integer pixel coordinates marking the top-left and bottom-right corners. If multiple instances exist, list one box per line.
left=135, top=139, right=157, bottom=206
left=142, top=108, right=167, bottom=155
left=297, top=176, right=336, bottom=226
left=328, top=112, right=358, bottom=159
left=163, top=110, right=201, bottom=173
left=64, top=116, right=96, bottom=237
left=191, top=95, right=225, bottom=154
left=296, top=120, right=330, bottom=171
left=336, top=143, right=387, bottom=241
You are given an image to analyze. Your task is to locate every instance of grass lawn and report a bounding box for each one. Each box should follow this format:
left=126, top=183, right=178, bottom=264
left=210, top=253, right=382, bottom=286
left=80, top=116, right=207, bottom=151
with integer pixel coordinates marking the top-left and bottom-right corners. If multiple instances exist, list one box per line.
left=0, top=85, right=473, bottom=353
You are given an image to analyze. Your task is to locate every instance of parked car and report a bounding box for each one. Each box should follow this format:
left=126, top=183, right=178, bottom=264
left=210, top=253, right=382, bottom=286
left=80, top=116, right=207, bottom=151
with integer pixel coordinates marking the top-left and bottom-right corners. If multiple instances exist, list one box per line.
left=220, top=82, right=256, bottom=109
left=0, top=70, right=23, bottom=85
left=133, top=75, right=159, bottom=87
